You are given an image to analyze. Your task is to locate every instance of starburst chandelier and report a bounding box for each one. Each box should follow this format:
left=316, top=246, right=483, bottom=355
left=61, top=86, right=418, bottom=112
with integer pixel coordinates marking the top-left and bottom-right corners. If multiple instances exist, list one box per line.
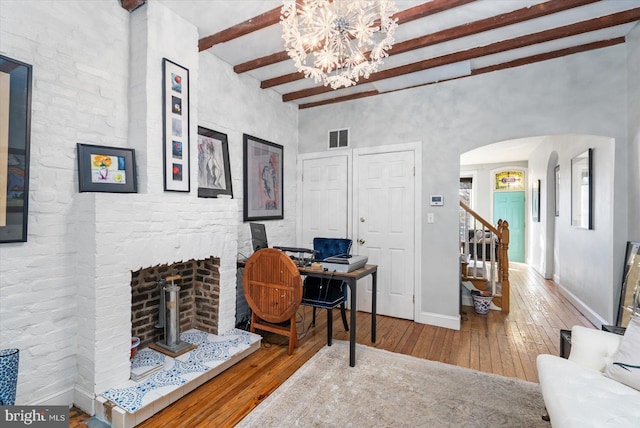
left=281, top=0, right=398, bottom=90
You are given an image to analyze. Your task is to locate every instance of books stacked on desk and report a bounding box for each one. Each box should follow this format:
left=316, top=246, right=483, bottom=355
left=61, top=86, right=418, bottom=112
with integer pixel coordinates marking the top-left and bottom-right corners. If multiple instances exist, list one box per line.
left=321, top=254, right=368, bottom=273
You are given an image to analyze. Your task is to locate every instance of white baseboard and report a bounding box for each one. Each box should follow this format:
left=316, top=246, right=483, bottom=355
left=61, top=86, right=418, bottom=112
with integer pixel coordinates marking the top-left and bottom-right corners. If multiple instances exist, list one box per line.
left=555, top=282, right=607, bottom=328
left=416, top=311, right=460, bottom=330
left=29, top=386, right=95, bottom=416
left=31, top=387, right=74, bottom=407
left=74, top=386, right=96, bottom=415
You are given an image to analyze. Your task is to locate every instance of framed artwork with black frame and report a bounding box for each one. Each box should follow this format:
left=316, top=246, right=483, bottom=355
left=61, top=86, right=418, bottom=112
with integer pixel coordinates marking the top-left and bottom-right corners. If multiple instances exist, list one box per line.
left=532, top=179, right=540, bottom=222
left=0, top=55, right=32, bottom=243
left=617, top=241, right=640, bottom=328
left=162, top=58, right=190, bottom=192
left=243, top=134, right=283, bottom=221
left=77, top=143, right=137, bottom=193
left=554, top=165, right=560, bottom=217
left=571, top=148, right=592, bottom=229
left=197, top=126, right=232, bottom=198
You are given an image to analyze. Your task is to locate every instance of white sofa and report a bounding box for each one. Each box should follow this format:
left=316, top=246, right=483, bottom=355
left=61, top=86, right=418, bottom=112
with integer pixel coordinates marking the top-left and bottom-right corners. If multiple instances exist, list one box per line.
left=537, top=326, right=640, bottom=427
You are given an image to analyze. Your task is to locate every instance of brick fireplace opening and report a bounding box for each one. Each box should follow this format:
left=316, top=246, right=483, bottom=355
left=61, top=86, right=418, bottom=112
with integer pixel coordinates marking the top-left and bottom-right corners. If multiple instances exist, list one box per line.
left=131, top=257, right=220, bottom=349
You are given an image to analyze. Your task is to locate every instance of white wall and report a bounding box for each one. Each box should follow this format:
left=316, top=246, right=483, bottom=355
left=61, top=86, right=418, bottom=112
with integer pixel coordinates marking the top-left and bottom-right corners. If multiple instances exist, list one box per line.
left=527, top=135, right=615, bottom=326
left=0, top=0, right=297, bottom=411
left=197, top=53, right=299, bottom=257
left=628, top=23, right=640, bottom=242
left=298, top=45, right=629, bottom=328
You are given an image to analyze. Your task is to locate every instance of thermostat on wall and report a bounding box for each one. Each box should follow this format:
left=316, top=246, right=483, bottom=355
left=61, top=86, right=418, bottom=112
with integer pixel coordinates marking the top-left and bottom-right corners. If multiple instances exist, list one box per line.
left=430, top=195, right=444, bottom=206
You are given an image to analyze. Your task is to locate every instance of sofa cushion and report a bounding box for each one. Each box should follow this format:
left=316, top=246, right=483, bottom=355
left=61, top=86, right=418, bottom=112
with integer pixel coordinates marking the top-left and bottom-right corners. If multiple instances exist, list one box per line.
left=605, top=316, right=640, bottom=391
left=569, top=325, right=622, bottom=371
left=537, top=354, right=640, bottom=427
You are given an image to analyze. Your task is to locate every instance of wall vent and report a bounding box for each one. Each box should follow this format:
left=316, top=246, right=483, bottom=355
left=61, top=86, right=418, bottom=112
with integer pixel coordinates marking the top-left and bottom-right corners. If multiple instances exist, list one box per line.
left=328, top=128, right=349, bottom=149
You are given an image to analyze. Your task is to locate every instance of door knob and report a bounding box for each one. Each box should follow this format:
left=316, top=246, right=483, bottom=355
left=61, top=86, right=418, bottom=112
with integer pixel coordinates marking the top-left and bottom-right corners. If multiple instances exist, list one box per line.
left=358, top=239, right=366, bottom=245
left=360, top=217, right=366, bottom=222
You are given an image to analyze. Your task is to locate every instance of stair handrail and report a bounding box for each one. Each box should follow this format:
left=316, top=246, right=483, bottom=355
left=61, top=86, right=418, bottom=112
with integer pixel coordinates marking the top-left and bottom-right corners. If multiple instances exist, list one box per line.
left=460, top=200, right=498, bottom=293
left=459, top=201, right=499, bottom=236
left=459, top=200, right=510, bottom=313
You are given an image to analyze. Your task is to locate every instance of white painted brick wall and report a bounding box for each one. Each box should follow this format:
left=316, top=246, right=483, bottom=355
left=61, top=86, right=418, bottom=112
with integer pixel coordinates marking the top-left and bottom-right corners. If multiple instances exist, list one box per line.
left=0, top=0, right=299, bottom=411
left=0, top=0, right=130, bottom=406
left=197, top=53, right=299, bottom=258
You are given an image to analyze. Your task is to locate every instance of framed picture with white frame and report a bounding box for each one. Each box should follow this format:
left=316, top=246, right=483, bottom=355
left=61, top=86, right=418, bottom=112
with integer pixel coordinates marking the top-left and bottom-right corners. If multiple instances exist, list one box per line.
left=532, top=179, right=540, bottom=222
left=162, top=58, right=190, bottom=192
left=197, top=126, right=232, bottom=198
left=571, top=148, right=592, bottom=229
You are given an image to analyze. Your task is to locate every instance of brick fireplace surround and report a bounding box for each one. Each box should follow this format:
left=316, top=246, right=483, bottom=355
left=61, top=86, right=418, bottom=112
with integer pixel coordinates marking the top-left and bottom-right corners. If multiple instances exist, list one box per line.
left=131, top=257, right=221, bottom=349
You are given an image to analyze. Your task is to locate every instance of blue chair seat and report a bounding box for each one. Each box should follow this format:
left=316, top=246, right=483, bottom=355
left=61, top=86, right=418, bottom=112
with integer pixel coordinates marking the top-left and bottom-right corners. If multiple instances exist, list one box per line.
left=302, top=278, right=345, bottom=308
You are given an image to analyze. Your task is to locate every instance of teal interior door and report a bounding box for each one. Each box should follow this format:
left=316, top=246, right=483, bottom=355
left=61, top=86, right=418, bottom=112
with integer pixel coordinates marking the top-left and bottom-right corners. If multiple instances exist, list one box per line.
left=493, top=191, right=525, bottom=262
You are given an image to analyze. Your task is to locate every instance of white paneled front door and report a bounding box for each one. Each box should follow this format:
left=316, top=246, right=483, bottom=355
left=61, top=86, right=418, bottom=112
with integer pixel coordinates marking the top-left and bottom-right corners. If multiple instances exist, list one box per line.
left=354, top=148, right=416, bottom=320
left=297, top=153, right=350, bottom=248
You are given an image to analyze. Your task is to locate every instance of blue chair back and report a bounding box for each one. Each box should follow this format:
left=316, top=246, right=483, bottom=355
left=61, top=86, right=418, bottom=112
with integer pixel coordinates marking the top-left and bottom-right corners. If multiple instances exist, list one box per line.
left=313, top=238, right=352, bottom=261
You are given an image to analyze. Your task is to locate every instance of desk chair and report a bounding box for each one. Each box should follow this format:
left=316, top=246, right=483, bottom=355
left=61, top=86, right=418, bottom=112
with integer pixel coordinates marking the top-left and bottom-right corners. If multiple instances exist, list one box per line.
left=243, top=248, right=302, bottom=355
left=301, top=237, right=351, bottom=346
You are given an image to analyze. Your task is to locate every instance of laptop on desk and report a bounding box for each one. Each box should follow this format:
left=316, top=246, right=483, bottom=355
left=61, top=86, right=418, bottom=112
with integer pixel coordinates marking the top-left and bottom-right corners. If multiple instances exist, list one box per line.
left=249, top=222, right=268, bottom=252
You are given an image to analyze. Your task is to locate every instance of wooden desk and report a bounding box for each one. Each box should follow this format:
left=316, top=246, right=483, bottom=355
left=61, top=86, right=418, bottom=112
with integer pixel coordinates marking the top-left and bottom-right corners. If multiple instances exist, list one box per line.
left=238, top=259, right=378, bottom=366
left=298, top=264, right=378, bottom=367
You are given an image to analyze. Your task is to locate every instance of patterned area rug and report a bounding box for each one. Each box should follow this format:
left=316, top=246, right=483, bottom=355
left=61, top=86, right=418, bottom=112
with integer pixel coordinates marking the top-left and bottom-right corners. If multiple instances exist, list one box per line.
left=237, top=341, right=548, bottom=427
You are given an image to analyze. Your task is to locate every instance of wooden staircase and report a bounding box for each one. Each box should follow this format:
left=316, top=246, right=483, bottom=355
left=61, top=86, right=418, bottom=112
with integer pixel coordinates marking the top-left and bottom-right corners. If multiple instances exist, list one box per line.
left=460, top=201, right=510, bottom=313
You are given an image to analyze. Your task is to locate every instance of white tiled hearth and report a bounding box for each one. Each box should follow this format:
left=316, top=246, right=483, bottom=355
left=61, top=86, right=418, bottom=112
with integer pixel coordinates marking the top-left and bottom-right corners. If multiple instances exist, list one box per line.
left=96, top=328, right=261, bottom=428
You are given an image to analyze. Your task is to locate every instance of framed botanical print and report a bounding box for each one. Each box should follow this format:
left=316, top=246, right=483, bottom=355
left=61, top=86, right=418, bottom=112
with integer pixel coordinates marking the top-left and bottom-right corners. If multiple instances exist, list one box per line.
left=243, top=134, right=283, bottom=221
left=197, top=126, right=232, bottom=198
left=162, top=58, right=190, bottom=192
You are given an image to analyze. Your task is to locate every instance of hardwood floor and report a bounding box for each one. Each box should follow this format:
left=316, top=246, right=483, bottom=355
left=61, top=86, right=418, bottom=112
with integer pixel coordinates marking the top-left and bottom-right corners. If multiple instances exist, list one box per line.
left=71, top=262, right=593, bottom=427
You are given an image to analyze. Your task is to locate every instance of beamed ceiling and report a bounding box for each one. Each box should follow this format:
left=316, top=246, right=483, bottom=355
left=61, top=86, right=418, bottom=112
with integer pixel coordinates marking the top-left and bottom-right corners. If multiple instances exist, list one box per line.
left=128, top=0, right=640, bottom=109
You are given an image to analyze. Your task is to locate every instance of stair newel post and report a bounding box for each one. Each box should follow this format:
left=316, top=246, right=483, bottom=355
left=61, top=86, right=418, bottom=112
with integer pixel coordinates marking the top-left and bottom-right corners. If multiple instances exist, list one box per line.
left=497, top=220, right=510, bottom=313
